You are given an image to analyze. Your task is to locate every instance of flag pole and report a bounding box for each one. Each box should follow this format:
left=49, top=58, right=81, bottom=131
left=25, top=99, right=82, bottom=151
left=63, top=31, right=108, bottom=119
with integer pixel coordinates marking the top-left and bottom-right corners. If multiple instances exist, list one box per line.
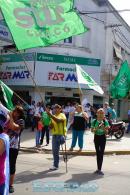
left=6, top=49, right=45, bottom=107
left=64, top=137, right=68, bottom=173
left=13, top=91, right=29, bottom=106
left=76, top=64, right=83, bottom=109
left=0, top=80, right=29, bottom=108
left=18, top=51, right=44, bottom=104
left=61, top=141, right=68, bottom=173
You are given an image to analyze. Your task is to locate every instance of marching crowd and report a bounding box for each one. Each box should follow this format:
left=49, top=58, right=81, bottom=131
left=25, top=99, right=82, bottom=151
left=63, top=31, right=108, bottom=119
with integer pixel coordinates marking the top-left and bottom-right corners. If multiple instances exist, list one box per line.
left=0, top=100, right=118, bottom=195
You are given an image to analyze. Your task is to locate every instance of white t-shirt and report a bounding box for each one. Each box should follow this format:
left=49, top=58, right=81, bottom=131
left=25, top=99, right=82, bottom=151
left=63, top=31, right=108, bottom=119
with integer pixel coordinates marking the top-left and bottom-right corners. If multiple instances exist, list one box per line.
left=34, top=106, right=44, bottom=116
left=0, top=103, right=10, bottom=126
left=0, top=103, right=9, bottom=115
left=29, top=104, right=35, bottom=115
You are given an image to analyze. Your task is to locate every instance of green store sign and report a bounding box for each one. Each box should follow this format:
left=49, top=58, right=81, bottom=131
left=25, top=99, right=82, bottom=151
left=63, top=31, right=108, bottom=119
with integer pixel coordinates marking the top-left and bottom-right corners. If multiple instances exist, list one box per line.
left=1, top=52, right=101, bottom=67
left=37, top=53, right=101, bottom=66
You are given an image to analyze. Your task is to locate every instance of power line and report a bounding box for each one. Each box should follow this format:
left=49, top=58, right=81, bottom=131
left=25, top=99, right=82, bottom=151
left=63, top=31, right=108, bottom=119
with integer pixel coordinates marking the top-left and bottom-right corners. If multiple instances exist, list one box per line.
left=76, top=9, right=130, bottom=15
left=82, top=14, right=105, bottom=24
left=113, top=27, right=130, bottom=49
left=116, top=26, right=130, bottom=46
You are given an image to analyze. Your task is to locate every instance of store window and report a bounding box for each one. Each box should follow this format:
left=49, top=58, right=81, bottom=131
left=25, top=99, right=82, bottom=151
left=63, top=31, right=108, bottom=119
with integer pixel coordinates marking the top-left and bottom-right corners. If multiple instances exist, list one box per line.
left=64, top=37, right=72, bottom=44
left=93, top=96, right=103, bottom=109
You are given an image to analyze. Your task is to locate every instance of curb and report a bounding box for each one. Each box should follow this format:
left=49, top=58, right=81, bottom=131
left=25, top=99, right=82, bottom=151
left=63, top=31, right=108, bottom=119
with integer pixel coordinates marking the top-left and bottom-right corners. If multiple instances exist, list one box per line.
left=20, top=147, right=130, bottom=156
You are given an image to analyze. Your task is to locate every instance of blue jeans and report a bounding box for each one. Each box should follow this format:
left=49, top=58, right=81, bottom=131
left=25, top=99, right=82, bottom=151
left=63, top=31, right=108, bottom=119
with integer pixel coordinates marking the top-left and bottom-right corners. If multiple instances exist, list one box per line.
left=0, top=183, right=5, bottom=195
left=35, top=131, right=41, bottom=146
left=52, top=135, right=62, bottom=168
left=71, top=130, right=84, bottom=149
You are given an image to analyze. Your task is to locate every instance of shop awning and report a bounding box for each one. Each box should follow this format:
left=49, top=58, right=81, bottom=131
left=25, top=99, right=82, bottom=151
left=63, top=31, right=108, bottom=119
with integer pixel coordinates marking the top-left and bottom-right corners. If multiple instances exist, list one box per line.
left=114, top=43, right=123, bottom=60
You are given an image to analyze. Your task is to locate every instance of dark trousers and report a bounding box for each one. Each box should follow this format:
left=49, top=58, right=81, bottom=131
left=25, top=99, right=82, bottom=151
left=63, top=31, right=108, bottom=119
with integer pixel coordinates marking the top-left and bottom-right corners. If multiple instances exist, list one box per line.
left=32, top=117, right=38, bottom=131
left=94, top=134, right=106, bottom=171
left=9, top=148, right=18, bottom=175
left=40, top=126, right=49, bottom=145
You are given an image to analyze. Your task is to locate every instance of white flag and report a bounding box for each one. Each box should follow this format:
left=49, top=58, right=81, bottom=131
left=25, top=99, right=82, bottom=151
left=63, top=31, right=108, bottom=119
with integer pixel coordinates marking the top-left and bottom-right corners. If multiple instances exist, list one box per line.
left=76, top=65, right=104, bottom=95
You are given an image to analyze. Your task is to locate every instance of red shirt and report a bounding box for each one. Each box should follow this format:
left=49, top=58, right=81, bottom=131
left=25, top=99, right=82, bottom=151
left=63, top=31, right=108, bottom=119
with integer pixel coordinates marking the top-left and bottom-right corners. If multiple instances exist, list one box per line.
left=0, top=152, right=6, bottom=185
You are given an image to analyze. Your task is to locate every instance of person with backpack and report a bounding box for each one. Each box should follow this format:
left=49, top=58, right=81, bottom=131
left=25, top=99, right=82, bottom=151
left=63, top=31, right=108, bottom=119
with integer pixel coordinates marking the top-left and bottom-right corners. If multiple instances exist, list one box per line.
left=91, top=108, right=110, bottom=175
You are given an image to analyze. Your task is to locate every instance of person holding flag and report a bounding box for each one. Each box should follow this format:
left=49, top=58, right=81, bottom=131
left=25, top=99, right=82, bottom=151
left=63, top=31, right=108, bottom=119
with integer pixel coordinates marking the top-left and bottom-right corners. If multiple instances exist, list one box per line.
left=46, top=104, right=67, bottom=170
left=0, top=102, right=25, bottom=193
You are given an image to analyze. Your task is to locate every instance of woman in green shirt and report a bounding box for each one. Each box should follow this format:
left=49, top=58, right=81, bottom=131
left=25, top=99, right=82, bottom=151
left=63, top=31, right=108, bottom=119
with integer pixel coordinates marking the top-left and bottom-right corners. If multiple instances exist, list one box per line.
left=91, top=108, right=110, bottom=175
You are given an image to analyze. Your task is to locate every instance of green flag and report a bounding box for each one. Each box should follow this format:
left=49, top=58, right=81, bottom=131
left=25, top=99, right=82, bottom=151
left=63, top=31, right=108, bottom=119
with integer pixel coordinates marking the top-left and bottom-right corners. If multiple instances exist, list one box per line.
left=76, top=64, right=104, bottom=95
left=0, top=0, right=88, bottom=50
left=0, top=80, right=14, bottom=110
left=109, top=61, right=130, bottom=99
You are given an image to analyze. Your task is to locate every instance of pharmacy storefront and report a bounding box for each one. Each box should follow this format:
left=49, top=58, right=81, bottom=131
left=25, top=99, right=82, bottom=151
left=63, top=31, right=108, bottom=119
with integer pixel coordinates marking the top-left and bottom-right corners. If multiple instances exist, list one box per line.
left=0, top=53, right=35, bottom=104
left=34, top=53, right=102, bottom=105
left=0, top=52, right=103, bottom=105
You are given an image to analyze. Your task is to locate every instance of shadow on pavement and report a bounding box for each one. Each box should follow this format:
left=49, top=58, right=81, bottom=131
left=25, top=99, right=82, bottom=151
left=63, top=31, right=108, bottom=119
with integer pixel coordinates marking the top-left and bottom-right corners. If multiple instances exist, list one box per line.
left=65, top=172, right=102, bottom=186
left=15, top=170, right=65, bottom=184
left=106, top=138, right=121, bottom=142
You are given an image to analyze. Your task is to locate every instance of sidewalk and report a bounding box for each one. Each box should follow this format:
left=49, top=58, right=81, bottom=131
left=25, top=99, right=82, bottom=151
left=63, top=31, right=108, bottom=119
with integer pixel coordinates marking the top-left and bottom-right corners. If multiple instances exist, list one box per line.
left=20, top=128, right=130, bottom=155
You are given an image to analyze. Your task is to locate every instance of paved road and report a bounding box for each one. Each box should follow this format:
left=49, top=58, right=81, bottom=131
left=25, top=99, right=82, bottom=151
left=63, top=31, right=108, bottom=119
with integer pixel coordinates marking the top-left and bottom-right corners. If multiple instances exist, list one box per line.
left=14, top=152, right=130, bottom=195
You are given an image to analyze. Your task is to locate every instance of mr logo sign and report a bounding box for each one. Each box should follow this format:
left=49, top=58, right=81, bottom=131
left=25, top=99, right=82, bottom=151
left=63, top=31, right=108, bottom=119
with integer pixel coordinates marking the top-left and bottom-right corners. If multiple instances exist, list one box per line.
left=0, top=71, right=30, bottom=80
left=48, top=72, right=77, bottom=82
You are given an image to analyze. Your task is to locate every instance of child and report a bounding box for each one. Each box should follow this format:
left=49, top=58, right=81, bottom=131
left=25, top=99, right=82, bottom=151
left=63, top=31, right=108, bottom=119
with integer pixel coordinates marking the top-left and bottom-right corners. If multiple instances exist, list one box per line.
left=35, top=117, right=43, bottom=147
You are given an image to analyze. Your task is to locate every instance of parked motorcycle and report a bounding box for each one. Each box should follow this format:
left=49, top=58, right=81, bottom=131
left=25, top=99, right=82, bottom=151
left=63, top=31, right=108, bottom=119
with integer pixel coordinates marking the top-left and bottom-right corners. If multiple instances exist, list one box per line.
left=107, top=120, right=125, bottom=139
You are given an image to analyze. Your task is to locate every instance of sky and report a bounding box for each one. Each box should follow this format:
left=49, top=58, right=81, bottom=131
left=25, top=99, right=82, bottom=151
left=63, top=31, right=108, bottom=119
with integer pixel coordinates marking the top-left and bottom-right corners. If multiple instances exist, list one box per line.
left=109, top=0, right=130, bottom=26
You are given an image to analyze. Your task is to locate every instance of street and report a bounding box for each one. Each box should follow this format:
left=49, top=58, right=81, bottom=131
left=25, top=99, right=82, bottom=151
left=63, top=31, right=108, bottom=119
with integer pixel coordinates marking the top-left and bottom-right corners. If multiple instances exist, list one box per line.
left=14, top=152, right=130, bottom=195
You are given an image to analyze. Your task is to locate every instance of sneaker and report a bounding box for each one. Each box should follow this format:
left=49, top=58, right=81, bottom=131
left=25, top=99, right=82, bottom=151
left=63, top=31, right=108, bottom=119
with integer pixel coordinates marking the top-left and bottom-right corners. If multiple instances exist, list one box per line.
left=97, top=170, right=104, bottom=175
left=49, top=166, right=58, bottom=171
left=78, top=149, right=82, bottom=153
left=36, top=145, right=41, bottom=148
left=40, top=140, right=43, bottom=145
left=9, top=185, right=14, bottom=193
